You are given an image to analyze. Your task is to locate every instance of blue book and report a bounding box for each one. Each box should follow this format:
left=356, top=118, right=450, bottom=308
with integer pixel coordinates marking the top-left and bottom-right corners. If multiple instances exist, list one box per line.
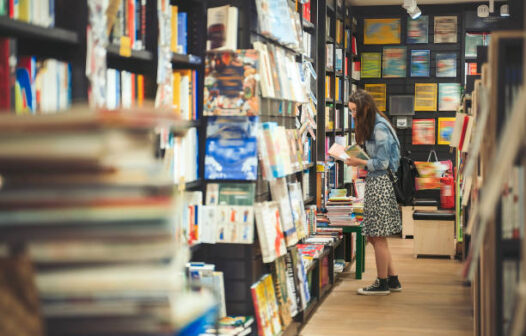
left=205, top=116, right=258, bottom=180
left=177, top=12, right=188, bottom=54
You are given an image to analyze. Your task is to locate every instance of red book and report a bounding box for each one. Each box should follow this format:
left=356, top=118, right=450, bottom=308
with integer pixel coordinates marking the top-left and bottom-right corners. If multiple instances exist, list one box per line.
left=128, top=0, right=135, bottom=48
left=352, top=36, right=358, bottom=55
left=8, top=0, right=14, bottom=18
left=344, top=56, right=348, bottom=76
left=458, top=115, right=470, bottom=152
left=141, top=0, right=146, bottom=47
left=302, top=1, right=311, bottom=22
left=0, top=38, right=11, bottom=111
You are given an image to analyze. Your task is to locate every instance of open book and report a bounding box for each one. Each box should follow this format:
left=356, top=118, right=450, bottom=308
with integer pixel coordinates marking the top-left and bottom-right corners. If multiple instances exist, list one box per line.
left=328, top=143, right=369, bottom=161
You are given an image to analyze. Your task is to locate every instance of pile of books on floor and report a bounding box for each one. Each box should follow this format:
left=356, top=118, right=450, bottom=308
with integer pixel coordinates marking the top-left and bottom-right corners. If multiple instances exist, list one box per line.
left=0, top=109, right=216, bottom=335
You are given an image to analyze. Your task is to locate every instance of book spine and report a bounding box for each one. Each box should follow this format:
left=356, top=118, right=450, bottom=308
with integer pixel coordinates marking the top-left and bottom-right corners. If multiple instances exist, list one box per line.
left=177, top=12, right=187, bottom=54
left=128, top=0, right=134, bottom=48
left=134, top=0, right=141, bottom=49
left=141, top=0, right=146, bottom=49
left=170, top=6, right=177, bottom=53
left=0, top=38, right=10, bottom=111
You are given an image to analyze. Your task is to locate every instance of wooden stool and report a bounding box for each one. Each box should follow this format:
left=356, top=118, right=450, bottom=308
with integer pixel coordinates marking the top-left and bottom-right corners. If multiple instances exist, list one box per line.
left=402, top=199, right=438, bottom=239
left=413, top=210, right=456, bottom=258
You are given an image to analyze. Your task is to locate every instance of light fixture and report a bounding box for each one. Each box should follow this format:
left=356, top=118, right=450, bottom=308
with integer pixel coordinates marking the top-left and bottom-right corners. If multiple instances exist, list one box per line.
left=403, top=0, right=422, bottom=19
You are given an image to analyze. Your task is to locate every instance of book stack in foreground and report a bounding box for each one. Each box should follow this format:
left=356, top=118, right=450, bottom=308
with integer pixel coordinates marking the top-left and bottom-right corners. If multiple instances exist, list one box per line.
left=0, top=109, right=216, bottom=335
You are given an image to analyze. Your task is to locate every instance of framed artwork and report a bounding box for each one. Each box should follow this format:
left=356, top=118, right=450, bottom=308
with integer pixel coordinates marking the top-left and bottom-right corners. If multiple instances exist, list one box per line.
left=364, top=18, right=401, bottom=45
left=439, top=83, right=461, bottom=111
left=436, top=53, right=457, bottom=77
left=361, top=52, right=381, bottom=78
left=465, top=33, right=485, bottom=58
left=364, top=84, right=386, bottom=111
left=410, top=50, right=430, bottom=77
left=382, top=47, right=406, bottom=78
left=434, top=16, right=458, bottom=43
left=412, top=119, right=436, bottom=145
left=407, top=16, right=429, bottom=44
left=437, top=117, right=456, bottom=145
left=414, top=83, right=437, bottom=111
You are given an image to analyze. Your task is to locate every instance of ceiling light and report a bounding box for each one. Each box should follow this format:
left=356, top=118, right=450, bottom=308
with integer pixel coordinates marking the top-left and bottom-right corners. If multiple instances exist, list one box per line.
left=403, top=0, right=421, bottom=19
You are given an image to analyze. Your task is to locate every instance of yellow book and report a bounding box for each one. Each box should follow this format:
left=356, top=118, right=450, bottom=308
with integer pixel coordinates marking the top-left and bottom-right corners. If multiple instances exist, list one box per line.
left=171, top=6, right=178, bottom=53
left=172, top=71, right=181, bottom=116
left=263, top=275, right=282, bottom=335
left=335, top=78, right=340, bottom=101
left=18, top=0, right=30, bottom=22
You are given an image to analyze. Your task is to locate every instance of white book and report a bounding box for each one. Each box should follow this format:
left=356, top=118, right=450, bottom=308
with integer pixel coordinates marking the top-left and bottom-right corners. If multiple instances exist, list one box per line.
left=206, top=5, right=238, bottom=51
left=269, top=178, right=298, bottom=247
left=106, top=69, right=117, bottom=110
left=198, top=205, right=217, bottom=244
left=121, top=71, right=132, bottom=109
left=180, top=74, right=190, bottom=120
left=253, top=42, right=275, bottom=98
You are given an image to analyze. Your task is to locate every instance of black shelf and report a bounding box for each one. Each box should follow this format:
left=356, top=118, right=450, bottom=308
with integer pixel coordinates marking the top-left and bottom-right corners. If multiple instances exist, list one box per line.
left=326, top=98, right=334, bottom=104
left=0, top=16, right=79, bottom=46
left=327, top=3, right=335, bottom=13
left=335, top=101, right=343, bottom=105
left=326, top=36, right=335, bottom=44
left=185, top=179, right=204, bottom=190
left=326, top=68, right=334, bottom=73
left=304, top=196, right=315, bottom=204
left=302, top=19, right=316, bottom=33
left=107, top=44, right=154, bottom=62
left=335, top=43, right=343, bottom=49
left=172, top=53, right=202, bottom=67
left=302, top=55, right=315, bottom=63
left=304, top=162, right=315, bottom=169
left=306, top=259, right=319, bottom=273
left=336, top=72, right=344, bottom=77
left=251, top=30, right=300, bottom=56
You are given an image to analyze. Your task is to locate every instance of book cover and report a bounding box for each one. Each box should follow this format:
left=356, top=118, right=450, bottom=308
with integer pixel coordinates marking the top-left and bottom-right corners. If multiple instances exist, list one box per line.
left=289, top=247, right=310, bottom=309
left=262, top=274, right=282, bottom=335
left=177, top=12, right=187, bottom=54
left=414, top=83, right=437, bottom=111
left=361, top=52, right=381, bottom=78
left=288, top=182, right=308, bottom=240
left=271, top=256, right=296, bottom=321
left=206, top=5, right=238, bottom=51
left=407, top=16, right=428, bottom=44
left=251, top=280, right=272, bottom=336
left=216, top=183, right=255, bottom=206
left=204, top=116, right=258, bottom=180
left=204, top=50, right=259, bottom=116
left=254, top=201, right=287, bottom=264
left=434, top=16, right=457, bottom=43
left=364, top=83, right=386, bottom=111
left=412, top=118, right=435, bottom=145
left=269, top=178, right=298, bottom=247
left=363, top=18, right=401, bottom=45
left=438, top=83, right=461, bottom=111
left=436, top=53, right=457, bottom=78
left=410, top=50, right=430, bottom=77
left=437, top=117, right=456, bottom=145
left=382, top=47, right=406, bottom=78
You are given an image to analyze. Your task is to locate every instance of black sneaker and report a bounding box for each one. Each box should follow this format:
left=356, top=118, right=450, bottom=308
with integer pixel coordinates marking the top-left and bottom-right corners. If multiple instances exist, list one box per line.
left=357, top=278, right=390, bottom=296
left=388, top=275, right=402, bottom=292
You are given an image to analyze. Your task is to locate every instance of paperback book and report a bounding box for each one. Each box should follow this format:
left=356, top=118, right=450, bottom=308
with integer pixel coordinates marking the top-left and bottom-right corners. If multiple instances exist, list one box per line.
left=254, top=201, right=287, bottom=263
left=204, top=50, right=259, bottom=116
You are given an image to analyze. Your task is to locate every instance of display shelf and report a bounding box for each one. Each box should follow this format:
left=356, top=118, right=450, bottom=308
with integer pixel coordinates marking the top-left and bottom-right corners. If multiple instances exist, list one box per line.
left=0, top=16, right=79, bottom=45
left=250, top=30, right=300, bottom=56
left=171, top=53, right=202, bottom=67
left=107, top=44, right=153, bottom=62
left=302, top=19, right=315, bottom=33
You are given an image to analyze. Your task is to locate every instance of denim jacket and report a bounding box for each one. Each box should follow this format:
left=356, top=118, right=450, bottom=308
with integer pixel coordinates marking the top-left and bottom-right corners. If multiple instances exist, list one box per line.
left=365, top=114, right=400, bottom=177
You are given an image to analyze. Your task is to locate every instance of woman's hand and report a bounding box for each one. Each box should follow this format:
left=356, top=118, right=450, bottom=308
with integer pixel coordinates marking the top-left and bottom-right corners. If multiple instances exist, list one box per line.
left=345, top=157, right=368, bottom=167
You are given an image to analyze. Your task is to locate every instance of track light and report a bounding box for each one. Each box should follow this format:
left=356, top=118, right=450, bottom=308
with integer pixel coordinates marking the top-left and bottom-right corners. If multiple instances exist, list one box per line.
left=403, top=0, right=422, bottom=19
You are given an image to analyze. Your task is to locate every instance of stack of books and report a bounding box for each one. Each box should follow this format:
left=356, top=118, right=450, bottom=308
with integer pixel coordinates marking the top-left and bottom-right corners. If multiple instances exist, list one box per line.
left=326, top=189, right=353, bottom=226
left=200, top=316, right=254, bottom=336
left=0, top=109, right=216, bottom=335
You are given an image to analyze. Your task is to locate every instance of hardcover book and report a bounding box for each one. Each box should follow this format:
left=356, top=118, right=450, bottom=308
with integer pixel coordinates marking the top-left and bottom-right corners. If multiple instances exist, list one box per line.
left=206, top=5, right=238, bottom=51
left=270, top=178, right=298, bottom=247
left=204, top=50, right=260, bottom=116
left=205, top=116, right=258, bottom=180
left=254, top=201, right=287, bottom=263
left=436, top=53, right=457, bottom=78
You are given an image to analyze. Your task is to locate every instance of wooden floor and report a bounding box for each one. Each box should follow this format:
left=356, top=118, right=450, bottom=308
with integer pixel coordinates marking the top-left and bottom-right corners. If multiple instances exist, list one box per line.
left=300, top=238, right=473, bottom=336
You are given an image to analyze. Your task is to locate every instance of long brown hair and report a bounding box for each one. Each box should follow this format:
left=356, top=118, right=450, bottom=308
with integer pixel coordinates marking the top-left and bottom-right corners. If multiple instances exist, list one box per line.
left=349, top=90, right=391, bottom=144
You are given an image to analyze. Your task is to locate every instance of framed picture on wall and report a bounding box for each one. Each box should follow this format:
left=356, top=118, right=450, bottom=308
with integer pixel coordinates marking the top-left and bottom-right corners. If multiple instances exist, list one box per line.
left=412, top=118, right=436, bottom=145
left=414, top=83, right=437, bottom=111
left=361, top=52, right=382, bottom=78
left=364, top=18, right=401, bottom=45
left=465, top=33, right=485, bottom=58
left=364, top=84, right=387, bottom=111
left=434, top=16, right=458, bottom=43
left=438, top=83, right=461, bottom=111
left=410, top=50, right=430, bottom=77
left=382, top=47, right=406, bottom=78
left=407, top=16, right=429, bottom=44
left=437, top=117, right=456, bottom=145
left=436, top=53, right=457, bottom=77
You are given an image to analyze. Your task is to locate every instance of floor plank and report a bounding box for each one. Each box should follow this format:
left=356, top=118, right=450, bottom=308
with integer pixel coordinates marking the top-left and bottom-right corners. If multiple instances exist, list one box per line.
left=300, top=237, right=473, bottom=336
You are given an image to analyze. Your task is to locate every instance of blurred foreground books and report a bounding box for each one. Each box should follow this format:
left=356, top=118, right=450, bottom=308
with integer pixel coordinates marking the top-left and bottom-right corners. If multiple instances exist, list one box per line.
left=0, top=108, right=216, bottom=335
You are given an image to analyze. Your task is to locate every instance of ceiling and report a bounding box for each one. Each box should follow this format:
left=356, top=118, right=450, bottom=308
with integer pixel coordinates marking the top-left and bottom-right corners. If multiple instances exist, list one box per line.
left=348, top=0, right=493, bottom=5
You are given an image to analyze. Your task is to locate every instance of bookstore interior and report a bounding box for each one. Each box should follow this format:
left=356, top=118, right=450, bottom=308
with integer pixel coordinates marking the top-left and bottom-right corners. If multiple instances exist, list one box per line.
left=0, top=0, right=525, bottom=335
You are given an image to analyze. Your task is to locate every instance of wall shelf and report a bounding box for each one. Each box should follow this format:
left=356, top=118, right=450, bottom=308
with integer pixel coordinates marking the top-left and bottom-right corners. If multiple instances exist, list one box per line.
left=0, top=16, right=78, bottom=46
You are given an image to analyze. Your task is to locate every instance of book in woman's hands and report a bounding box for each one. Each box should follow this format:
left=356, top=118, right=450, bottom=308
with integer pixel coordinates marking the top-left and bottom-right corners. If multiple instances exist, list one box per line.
left=328, top=143, right=369, bottom=161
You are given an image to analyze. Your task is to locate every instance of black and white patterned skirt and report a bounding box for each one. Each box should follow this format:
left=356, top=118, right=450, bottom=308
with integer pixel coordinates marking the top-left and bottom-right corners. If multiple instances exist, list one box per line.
left=362, top=173, right=402, bottom=237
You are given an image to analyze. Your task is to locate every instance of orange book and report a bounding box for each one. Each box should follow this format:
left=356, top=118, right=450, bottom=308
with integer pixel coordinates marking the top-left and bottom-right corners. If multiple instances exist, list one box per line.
left=130, top=73, right=136, bottom=106
left=128, top=0, right=135, bottom=47
left=137, top=74, right=144, bottom=107
left=172, top=71, right=181, bottom=116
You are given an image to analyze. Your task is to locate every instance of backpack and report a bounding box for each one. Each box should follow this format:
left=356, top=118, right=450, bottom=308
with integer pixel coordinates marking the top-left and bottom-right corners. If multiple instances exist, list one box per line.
left=381, top=120, right=418, bottom=205
left=394, top=154, right=418, bottom=205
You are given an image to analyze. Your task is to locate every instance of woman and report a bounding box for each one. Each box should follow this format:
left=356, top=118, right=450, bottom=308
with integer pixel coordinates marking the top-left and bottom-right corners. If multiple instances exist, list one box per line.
left=345, top=89, right=402, bottom=296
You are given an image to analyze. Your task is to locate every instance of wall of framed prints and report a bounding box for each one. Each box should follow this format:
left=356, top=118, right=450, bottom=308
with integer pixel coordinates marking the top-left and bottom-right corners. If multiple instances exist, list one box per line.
left=355, top=3, right=498, bottom=199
